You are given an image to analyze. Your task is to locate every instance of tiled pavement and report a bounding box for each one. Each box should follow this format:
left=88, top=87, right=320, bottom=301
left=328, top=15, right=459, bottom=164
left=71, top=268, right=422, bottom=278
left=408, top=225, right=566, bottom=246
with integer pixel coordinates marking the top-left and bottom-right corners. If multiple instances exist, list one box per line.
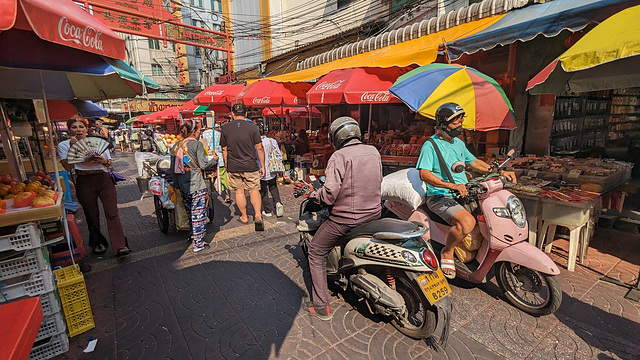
left=55, top=152, right=640, bottom=360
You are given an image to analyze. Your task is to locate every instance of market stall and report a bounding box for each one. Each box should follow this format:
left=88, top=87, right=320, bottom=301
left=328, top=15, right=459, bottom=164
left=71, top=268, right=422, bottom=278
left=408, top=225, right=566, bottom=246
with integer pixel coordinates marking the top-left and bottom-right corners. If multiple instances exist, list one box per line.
left=0, top=1, right=157, bottom=358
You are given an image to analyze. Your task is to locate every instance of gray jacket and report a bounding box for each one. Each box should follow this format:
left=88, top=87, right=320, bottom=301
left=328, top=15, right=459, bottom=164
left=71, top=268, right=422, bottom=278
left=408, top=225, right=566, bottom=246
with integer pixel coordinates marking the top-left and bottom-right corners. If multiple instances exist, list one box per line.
left=309, top=139, right=382, bottom=225
left=170, top=140, right=217, bottom=194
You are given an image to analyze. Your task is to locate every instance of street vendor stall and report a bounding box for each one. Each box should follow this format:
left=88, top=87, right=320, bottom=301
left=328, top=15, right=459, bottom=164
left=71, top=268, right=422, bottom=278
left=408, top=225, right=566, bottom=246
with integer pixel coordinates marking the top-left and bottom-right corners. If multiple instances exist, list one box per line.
left=0, top=1, right=158, bottom=358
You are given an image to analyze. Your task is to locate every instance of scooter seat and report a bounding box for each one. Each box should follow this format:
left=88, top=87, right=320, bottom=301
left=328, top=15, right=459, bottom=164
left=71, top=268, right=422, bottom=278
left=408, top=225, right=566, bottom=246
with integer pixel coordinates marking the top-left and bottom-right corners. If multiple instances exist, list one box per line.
left=346, top=218, right=423, bottom=240
left=421, top=204, right=451, bottom=226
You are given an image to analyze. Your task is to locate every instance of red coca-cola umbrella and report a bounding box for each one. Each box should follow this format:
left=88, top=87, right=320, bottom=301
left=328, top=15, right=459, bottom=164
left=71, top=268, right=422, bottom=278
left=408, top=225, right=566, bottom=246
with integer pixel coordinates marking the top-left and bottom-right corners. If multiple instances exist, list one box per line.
left=193, top=84, right=246, bottom=105
left=237, top=80, right=312, bottom=107
left=262, top=106, right=321, bottom=118
left=306, top=67, right=412, bottom=104
left=0, top=0, right=125, bottom=59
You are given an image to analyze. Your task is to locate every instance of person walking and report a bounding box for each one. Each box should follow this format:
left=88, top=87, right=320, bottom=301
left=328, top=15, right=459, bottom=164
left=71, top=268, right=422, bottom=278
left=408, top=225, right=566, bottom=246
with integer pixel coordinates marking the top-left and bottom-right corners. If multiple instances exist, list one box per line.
left=59, top=115, right=129, bottom=257
left=220, top=103, right=266, bottom=231
left=170, top=119, right=217, bottom=252
left=257, top=121, right=284, bottom=218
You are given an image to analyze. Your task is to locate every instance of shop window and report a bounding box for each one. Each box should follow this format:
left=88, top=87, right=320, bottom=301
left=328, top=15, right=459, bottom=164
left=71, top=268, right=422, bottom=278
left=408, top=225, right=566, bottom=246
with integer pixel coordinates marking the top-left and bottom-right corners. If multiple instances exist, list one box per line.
left=152, top=64, right=163, bottom=76
left=195, top=47, right=200, bottom=56
left=337, top=0, right=350, bottom=9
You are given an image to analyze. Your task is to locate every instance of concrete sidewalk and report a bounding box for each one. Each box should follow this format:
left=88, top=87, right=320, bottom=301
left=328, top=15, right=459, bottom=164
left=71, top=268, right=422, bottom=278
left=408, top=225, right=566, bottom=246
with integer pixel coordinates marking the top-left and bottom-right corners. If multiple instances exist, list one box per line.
left=55, top=152, right=640, bottom=360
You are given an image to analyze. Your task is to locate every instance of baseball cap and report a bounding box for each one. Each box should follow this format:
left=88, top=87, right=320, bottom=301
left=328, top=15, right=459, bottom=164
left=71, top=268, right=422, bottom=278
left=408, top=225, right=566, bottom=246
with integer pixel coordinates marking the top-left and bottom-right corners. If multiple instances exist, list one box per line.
left=232, top=103, right=247, bottom=115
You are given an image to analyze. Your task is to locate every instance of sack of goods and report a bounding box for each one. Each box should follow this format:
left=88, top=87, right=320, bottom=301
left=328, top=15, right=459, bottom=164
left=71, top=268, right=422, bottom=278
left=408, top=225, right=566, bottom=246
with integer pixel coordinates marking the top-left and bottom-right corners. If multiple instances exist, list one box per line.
left=454, top=226, right=484, bottom=263
left=381, top=168, right=426, bottom=210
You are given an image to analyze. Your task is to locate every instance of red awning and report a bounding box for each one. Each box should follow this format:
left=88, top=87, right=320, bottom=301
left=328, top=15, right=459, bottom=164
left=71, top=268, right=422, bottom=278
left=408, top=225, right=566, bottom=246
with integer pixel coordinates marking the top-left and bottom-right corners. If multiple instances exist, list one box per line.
left=306, top=67, right=413, bottom=105
left=193, top=84, right=246, bottom=105
left=159, top=107, right=180, bottom=120
left=237, top=80, right=312, bottom=107
left=262, top=106, right=321, bottom=118
left=0, top=0, right=125, bottom=59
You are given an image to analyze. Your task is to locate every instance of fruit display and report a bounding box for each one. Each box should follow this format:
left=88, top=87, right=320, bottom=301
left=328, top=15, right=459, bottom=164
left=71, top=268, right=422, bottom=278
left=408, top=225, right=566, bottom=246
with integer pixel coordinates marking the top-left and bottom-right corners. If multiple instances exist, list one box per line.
left=162, top=133, right=183, bottom=145
left=0, top=172, right=59, bottom=211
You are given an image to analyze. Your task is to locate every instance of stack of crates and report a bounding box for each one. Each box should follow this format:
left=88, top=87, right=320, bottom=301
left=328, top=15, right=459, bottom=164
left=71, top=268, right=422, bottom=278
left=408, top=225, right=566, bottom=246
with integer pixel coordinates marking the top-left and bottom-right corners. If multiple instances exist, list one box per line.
left=0, top=222, right=69, bottom=359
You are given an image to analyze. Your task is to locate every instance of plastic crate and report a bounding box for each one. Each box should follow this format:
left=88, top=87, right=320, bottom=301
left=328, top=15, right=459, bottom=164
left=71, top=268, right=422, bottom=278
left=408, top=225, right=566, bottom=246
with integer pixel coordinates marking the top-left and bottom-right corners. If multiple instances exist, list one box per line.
left=28, top=333, right=69, bottom=360
left=35, top=311, right=66, bottom=342
left=4, top=290, right=61, bottom=318
left=53, top=265, right=95, bottom=337
left=0, top=223, right=42, bottom=252
left=0, top=248, right=50, bottom=281
left=0, top=270, right=55, bottom=302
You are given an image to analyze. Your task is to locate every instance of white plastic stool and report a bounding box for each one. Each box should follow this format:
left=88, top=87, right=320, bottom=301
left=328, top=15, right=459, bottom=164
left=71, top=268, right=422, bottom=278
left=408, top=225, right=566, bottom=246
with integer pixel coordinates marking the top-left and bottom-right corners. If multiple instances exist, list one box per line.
left=537, top=201, right=593, bottom=272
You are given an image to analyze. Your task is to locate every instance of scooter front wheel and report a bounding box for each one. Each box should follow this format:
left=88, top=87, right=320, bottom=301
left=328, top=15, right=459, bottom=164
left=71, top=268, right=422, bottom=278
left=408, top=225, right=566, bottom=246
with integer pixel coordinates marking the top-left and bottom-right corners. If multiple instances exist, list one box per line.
left=391, top=273, right=438, bottom=339
left=495, top=262, right=562, bottom=316
left=154, top=196, right=170, bottom=234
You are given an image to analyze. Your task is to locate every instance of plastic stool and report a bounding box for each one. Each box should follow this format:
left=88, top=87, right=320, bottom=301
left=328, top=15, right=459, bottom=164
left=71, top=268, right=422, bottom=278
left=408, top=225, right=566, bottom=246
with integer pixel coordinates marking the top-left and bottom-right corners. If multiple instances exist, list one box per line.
left=537, top=202, right=593, bottom=272
left=527, top=215, right=542, bottom=246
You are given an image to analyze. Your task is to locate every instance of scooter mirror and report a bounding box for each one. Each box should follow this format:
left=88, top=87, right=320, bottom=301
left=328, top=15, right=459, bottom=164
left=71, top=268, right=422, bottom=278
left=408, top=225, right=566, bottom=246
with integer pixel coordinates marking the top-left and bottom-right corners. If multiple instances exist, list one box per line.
left=451, top=161, right=466, bottom=174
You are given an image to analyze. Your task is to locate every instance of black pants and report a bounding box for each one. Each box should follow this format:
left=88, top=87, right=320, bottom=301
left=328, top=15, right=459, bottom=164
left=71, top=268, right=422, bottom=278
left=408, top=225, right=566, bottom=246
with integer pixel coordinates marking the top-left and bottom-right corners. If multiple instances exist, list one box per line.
left=260, top=178, right=281, bottom=213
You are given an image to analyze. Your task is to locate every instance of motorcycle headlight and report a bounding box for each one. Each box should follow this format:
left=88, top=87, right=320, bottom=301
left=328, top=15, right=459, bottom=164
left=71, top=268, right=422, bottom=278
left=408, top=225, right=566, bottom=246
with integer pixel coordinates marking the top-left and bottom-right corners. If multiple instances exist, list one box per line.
left=506, top=196, right=526, bottom=228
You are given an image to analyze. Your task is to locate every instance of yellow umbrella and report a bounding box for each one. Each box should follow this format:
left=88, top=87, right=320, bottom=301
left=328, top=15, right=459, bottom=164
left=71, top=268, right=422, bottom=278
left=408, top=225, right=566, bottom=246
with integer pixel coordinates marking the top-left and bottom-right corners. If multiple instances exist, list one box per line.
left=528, top=5, right=640, bottom=93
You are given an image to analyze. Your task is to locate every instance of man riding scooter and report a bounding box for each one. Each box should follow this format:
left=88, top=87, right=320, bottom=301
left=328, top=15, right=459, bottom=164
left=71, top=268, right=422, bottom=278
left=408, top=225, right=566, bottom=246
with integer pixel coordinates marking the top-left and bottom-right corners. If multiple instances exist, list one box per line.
left=296, top=116, right=383, bottom=320
left=416, top=102, right=517, bottom=279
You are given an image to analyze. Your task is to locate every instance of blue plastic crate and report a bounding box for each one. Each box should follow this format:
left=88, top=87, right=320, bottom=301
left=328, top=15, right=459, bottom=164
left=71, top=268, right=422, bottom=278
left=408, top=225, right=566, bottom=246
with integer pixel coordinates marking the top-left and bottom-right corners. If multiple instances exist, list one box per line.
left=50, top=171, right=72, bottom=202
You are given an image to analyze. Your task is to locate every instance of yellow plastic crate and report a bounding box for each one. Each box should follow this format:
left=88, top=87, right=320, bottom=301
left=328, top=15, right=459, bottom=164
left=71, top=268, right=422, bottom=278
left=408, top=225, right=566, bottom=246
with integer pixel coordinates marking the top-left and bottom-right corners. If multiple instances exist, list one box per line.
left=53, top=265, right=95, bottom=337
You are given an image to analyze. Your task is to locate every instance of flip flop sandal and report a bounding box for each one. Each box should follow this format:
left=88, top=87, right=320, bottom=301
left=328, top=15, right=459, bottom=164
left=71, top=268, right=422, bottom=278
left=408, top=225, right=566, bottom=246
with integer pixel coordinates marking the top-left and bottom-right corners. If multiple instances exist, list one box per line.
left=236, top=217, right=249, bottom=224
left=440, top=258, right=457, bottom=280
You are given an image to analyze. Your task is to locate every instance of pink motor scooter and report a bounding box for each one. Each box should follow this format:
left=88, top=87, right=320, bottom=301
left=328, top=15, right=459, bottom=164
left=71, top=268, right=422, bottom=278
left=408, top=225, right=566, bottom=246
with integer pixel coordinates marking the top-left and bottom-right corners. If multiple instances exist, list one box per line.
left=384, top=151, right=562, bottom=316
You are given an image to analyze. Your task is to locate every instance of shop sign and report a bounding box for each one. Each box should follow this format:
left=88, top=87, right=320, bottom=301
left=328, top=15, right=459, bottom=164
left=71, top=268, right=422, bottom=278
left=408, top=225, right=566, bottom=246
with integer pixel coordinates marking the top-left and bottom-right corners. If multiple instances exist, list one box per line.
left=121, top=100, right=185, bottom=112
left=216, top=72, right=236, bottom=84
left=360, top=91, right=391, bottom=103
left=164, top=23, right=226, bottom=48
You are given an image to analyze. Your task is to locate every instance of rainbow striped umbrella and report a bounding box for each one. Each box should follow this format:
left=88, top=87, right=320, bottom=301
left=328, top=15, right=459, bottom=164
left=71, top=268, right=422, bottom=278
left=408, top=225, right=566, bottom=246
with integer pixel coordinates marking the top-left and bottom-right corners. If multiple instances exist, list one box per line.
left=389, top=64, right=515, bottom=131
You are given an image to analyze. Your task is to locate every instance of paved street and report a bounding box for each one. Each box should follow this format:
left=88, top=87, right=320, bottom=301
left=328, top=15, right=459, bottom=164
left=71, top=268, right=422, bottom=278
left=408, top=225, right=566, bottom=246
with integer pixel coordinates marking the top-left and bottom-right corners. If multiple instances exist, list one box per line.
left=56, top=151, right=640, bottom=360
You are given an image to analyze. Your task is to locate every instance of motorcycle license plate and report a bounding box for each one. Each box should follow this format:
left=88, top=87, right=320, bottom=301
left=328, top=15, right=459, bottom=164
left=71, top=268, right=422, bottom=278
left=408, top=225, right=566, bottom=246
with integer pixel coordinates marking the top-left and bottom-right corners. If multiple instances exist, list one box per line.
left=416, top=269, right=452, bottom=305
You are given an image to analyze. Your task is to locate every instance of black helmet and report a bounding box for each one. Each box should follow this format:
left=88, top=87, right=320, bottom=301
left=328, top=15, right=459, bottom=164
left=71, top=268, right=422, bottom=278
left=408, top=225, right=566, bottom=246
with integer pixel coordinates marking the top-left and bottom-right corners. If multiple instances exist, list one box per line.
left=435, top=102, right=465, bottom=129
left=329, top=116, right=361, bottom=149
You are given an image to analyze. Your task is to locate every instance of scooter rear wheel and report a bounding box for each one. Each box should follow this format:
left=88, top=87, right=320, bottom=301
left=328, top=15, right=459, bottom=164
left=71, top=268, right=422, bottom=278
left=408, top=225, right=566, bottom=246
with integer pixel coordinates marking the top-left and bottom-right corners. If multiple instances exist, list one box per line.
left=496, top=262, right=562, bottom=316
left=391, top=273, right=438, bottom=339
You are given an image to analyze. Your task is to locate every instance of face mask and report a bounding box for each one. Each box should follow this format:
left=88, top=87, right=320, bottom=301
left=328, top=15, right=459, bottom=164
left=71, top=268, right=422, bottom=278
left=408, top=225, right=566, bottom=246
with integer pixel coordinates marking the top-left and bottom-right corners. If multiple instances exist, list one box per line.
left=446, top=125, right=463, bottom=138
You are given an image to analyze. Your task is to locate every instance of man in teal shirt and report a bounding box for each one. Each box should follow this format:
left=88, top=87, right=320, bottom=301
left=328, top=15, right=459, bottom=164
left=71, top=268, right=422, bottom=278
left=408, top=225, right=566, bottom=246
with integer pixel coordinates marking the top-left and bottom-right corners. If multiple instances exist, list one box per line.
left=416, top=103, right=516, bottom=279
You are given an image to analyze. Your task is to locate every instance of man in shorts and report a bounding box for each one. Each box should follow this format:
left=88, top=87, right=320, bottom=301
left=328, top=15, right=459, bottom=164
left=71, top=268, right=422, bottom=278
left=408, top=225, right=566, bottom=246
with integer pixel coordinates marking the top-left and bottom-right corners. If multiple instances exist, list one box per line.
left=417, top=103, right=516, bottom=279
left=221, top=103, right=266, bottom=231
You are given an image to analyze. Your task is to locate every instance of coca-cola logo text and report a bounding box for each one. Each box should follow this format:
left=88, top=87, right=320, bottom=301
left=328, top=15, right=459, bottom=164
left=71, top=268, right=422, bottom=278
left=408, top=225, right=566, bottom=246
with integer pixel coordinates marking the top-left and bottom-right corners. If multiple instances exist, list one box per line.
left=58, top=17, right=103, bottom=51
left=315, top=80, right=345, bottom=90
left=253, top=96, right=272, bottom=104
left=205, top=90, right=224, bottom=96
left=293, top=97, right=306, bottom=105
left=360, top=91, right=391, bottom=103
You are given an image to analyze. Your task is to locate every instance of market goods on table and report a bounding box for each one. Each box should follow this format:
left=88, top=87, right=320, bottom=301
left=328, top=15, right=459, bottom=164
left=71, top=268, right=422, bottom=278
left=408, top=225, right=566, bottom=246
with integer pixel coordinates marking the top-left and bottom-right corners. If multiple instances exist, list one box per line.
left=0, top=173, right=63, bottom=225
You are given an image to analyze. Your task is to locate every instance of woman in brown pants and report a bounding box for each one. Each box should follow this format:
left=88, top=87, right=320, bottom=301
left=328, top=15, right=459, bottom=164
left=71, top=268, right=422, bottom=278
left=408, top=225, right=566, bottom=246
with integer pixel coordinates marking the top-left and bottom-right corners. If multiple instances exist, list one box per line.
left=59, top=116, right=129, bottom=256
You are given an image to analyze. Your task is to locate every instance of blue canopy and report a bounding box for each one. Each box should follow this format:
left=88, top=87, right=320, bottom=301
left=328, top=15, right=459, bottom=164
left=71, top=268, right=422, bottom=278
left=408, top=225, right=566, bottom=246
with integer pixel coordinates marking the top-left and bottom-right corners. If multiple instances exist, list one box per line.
left=447, top=0, right=635, bottom=61
left=72, top=100, right=108, bottom=118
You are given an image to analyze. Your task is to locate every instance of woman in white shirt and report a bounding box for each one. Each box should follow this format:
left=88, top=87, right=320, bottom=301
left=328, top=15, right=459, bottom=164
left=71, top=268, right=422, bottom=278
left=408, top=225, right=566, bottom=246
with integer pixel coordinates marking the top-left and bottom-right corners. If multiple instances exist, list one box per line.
left=59, top=116, right=129, bottom=256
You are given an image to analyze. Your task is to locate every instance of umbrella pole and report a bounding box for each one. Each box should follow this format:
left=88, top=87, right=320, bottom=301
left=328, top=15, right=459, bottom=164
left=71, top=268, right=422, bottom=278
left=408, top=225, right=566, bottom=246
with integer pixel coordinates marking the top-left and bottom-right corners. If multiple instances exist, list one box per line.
left=367, top=104, right=373, bottom=144
left=39, top=72, right=62, bottom=193
left=40, top=71, right=75, bottom=268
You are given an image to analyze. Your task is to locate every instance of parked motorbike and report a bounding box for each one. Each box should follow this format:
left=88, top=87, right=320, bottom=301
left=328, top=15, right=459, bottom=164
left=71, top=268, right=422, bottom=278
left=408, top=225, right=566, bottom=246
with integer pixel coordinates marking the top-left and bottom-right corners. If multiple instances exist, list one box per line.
left=384, top=151, right=562, bottom=316
left=296, top=176, right=451, bottom=345
left=143, top=156, right=215, bottom=233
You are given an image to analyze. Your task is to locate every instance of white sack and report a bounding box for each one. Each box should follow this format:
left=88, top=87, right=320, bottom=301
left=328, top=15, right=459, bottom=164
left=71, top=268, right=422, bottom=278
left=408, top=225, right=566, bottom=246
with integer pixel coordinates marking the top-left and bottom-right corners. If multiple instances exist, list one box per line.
left=381, top=168, right=426, bottom=210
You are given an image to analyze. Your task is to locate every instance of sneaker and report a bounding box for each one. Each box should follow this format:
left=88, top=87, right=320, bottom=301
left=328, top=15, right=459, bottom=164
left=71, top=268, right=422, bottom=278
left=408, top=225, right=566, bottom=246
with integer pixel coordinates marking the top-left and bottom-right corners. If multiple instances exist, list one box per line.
left=303, top=301, right=333, bottom=321
left=262, top=211, right=273, bottom=217
left=193, top=243, right=210, bottom=253
left=275, top=202, right=284, bottom=217
left=255, top=220, right=265, bottom=232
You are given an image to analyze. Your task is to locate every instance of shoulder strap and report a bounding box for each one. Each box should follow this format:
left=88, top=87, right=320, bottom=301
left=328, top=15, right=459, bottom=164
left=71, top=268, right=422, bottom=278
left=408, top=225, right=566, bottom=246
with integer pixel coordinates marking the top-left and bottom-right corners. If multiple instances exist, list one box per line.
left=428, top=138, right=455, bottom=183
